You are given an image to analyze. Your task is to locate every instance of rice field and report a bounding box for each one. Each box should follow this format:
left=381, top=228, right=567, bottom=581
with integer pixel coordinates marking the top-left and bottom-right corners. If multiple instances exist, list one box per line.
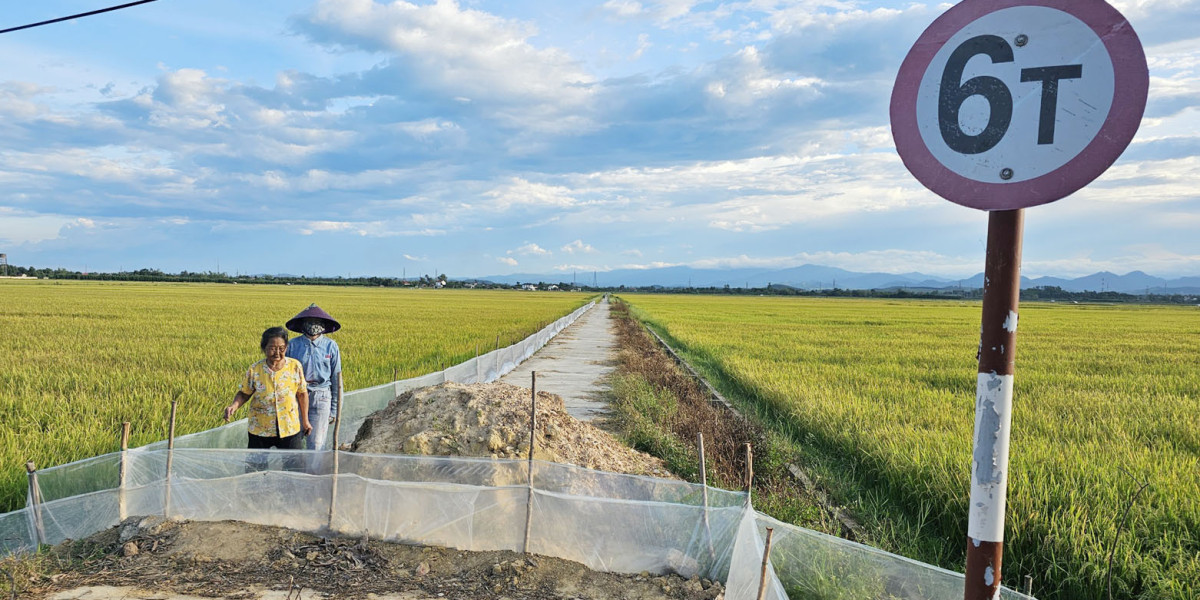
left=623, top=294, right=1199, bottom=600
left=0, top=280, right=589, bottom=513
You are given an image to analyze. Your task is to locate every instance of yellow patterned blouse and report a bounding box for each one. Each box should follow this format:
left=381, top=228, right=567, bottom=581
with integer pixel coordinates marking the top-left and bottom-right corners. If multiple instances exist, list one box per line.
left=238, top=357, right=307, bottom=437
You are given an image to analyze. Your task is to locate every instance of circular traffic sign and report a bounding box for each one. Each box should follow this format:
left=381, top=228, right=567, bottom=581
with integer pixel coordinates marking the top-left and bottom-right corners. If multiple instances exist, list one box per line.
left=890, top=0, right=1148, bottom=210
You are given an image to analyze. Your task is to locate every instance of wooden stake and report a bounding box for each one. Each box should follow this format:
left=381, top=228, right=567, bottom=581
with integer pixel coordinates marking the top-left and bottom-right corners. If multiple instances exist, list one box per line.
left=475, top=342, right=481, bottom=382
left=328, top=382, right=345, bottom=532
left=118, top=422, right=131, bottom=521
left=1023, top=575, right=1033, bottom=596
left=522, top=371, right=537, bottom=554
left=25, top=462, right=45, bottom=546
left=164, top=399, right=178, bottom=518
left=756, top=527, right=775, bottom=600
left=744, top=443, right=754, bottom=500
left=495, top=334, right=500, bottom=352
left=698, top=433, right=715, bottom=562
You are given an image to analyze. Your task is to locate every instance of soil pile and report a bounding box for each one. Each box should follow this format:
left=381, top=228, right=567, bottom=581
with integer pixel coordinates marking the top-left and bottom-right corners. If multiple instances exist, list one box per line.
left=18, top=517, right=725, bottom=599
left=351, top=382, right=674, bottom=479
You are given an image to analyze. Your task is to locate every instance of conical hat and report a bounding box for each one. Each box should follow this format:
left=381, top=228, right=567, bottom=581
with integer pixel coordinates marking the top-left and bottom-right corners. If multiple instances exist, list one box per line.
left=286, top=304, right=341, bottom=333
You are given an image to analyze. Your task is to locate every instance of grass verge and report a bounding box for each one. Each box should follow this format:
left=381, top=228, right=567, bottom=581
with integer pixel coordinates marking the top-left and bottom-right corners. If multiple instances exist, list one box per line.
left=607, top=300, right=835, bottom=534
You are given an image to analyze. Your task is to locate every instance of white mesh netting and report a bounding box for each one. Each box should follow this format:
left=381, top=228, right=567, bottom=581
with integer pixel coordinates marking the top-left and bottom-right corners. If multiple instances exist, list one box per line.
left=2, top=300, right=1033, bottom=599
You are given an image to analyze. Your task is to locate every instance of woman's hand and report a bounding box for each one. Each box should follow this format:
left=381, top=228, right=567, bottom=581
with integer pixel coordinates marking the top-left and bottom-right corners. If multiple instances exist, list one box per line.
left=302, top=418, right=313, bottom=435
left=223, top=404, right=237, bottom=422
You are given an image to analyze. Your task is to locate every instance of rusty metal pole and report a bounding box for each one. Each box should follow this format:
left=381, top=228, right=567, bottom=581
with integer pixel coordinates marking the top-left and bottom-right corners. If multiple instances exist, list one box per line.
left=965, top=209, right=1024, bottom=600
left=118, top=422, right=131, bottom=521
left=522, top=371, right=538, bottom=553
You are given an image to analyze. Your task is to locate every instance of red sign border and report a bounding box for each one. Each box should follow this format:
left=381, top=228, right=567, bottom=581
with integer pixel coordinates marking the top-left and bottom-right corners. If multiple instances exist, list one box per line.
left=890, top=0, right=1148, bottom=211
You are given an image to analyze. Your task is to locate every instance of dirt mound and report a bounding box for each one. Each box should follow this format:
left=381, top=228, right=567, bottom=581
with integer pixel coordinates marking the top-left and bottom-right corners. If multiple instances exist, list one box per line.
left=17, top=518, right=725, bottom=599
left=352, top=382, right=674, bottom=479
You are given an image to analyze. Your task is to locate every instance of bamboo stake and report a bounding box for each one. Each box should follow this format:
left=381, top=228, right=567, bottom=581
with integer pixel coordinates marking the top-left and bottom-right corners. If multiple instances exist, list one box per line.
left=495, top=334, right=500, bottom=352
left=1023, top=575, right=1033, bottom=596
left=164, top=400, right=177, bottom=518
left=756, top=527, right=775, bottom=600
left=328, top=382, right=345, bottom=532
left=25, top=462, right=44, bottom=546
left=118, top=422, right=131, bottom=521
left=744, top=443, right=754, bottom=503
left=522, top=371, right=537, bottom=554
left=698, top=433, right=715, bottom=563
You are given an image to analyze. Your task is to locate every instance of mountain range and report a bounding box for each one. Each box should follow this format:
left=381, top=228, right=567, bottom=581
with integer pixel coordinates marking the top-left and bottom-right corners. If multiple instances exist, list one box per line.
left=477, top=266, right=1200, bottom=295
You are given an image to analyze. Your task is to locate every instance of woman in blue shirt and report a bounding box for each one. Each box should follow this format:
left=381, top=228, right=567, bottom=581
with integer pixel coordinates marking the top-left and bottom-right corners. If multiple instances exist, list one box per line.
left=285, top=304, right=343, bottom=451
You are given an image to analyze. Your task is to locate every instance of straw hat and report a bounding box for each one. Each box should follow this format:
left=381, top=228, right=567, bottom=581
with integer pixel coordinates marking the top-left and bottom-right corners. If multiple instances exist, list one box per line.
left=286, top=303, right=341, bottom=333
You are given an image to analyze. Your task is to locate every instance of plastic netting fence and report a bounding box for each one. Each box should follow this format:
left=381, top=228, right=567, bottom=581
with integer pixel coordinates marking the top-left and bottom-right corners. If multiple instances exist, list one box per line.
left=1, top=300, right=1033, bottom=600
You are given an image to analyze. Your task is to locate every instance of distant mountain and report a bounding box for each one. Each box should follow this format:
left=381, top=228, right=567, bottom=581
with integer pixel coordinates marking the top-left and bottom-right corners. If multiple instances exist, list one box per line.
left=475, top=265, right=1200, bottom=294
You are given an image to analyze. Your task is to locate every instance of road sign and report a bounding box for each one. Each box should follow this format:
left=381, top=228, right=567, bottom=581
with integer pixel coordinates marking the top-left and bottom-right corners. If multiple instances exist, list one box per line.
left=890, top=0, right=1148, bottom=210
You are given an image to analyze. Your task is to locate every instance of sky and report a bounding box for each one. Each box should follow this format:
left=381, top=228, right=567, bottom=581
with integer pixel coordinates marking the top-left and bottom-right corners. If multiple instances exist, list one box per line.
left=0, top=0, right=1197, bottom=280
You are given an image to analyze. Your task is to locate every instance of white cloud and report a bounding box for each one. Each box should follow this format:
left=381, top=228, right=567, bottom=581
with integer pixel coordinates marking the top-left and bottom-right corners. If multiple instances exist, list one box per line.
left=632, top=33, right=652, bottom=60
left=1022, top=245, right=1200, bottom=279
left=146, top=68, right=229, bottom=130
left=510, top=242, right=551, bottom=256
left=497, top=256, right=518, bottom=266
left=294, top=219, right=446, bottom=237
left=0, top=207, right=75, bottom=244
left=239, top=167, right=420, bottom=193
left=603, top=0, right=646, bottom=18
left=301, top=0, right=597, bottom=129
left=561, top=239, right=596, bottom=254
left=299, top=221, right=357, bottom=235
left=484, top=177, right=576, bottom=210
left=706, top=46, right=825, bottom=109
left=0, top=81, right=52, bottom=119
left=691, top=250, right=976, bottom=276
left=0, top=147, right=179, bottom=184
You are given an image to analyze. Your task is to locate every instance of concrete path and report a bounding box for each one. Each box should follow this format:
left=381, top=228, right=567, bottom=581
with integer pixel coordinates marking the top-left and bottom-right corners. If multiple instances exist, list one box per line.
left=501, top=297, right=618, bottom=422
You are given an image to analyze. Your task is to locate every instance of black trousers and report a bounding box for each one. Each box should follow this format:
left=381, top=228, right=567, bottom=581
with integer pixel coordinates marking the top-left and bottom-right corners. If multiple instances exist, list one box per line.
left=246, top=431, right=305, bottom=472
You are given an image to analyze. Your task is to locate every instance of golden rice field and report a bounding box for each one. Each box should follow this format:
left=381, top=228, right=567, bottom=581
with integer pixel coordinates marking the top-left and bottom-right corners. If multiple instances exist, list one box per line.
left=0, top=280, right=589, bottom=513
left=624, top=295, right=1199, bottom=600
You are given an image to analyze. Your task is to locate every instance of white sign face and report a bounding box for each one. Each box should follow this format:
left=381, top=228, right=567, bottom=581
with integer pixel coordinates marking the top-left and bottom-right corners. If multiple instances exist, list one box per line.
left=916, top=6, right=1114, bottom=184
left=890, top=0, right=1147, bottom=210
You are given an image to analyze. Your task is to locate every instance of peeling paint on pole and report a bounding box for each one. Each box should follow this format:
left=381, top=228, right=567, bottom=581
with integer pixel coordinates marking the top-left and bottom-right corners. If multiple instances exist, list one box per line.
left=969, top=372, right=1013, bottom=542
left=1002, top=311, right=1018, bottom=334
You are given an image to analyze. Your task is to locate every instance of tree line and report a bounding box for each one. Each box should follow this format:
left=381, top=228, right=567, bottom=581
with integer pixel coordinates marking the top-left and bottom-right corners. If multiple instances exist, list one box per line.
left=4, top=265, right=1197, bottom=303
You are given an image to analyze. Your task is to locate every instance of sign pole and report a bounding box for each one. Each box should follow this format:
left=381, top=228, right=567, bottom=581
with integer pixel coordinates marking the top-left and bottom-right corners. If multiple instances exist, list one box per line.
left=891, top=0, right=1146, bottom=597
left=965, top=208, right=1023, bottom=600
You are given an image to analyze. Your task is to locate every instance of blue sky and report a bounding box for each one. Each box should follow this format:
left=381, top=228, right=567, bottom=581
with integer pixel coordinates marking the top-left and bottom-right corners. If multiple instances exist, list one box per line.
left=0, top=0, right=1197, bottom=279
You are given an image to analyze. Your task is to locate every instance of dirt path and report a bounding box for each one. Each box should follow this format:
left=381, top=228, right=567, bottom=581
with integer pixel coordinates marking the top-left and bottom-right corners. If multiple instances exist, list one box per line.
left=500, top=298, right=617, bottom=422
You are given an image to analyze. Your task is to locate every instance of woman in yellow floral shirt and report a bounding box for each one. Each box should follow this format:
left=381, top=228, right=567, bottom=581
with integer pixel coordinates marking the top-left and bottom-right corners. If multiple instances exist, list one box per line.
left=224, top=327, right=312, bottom=466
